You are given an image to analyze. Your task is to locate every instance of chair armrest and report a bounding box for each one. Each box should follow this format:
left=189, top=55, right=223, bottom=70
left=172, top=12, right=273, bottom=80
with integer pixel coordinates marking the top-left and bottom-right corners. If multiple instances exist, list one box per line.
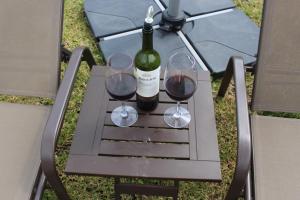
left=41, top=47, right=96, bottom=199
left=218, top=57, right=252, bottom=200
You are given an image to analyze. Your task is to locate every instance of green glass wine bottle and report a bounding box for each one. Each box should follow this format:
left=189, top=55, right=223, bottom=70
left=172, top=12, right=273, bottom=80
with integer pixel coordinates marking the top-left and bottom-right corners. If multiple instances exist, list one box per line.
left=134, top=6, right=161, bottom=111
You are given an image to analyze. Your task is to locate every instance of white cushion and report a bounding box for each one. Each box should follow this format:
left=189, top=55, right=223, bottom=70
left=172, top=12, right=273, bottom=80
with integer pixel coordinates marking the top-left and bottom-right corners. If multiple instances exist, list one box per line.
left=0, top=102, right=51, bottom=200
left=252, top=114, right=300, bottom=200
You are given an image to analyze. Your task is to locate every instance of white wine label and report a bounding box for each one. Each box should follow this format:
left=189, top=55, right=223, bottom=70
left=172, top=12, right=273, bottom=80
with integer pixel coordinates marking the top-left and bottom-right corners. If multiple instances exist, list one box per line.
left=135, top=67, right=161, bottom=97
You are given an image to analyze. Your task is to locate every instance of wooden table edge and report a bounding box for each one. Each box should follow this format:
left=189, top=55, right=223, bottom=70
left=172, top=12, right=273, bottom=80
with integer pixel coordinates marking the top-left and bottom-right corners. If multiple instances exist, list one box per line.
left=65, top=154, right=222, bottom=182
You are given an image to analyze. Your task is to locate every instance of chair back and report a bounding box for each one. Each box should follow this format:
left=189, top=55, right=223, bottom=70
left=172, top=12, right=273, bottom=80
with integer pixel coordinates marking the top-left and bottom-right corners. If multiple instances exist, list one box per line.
left=0, top=0, right=63, bottom=98
left=252, top=0, right=300, bottom=113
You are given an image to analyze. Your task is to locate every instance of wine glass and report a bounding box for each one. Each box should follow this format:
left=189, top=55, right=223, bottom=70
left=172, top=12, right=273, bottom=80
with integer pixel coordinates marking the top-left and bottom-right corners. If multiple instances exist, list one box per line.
left=164, top=52, right=197, bottom=128
left=105, top=53, right=138, bottom=127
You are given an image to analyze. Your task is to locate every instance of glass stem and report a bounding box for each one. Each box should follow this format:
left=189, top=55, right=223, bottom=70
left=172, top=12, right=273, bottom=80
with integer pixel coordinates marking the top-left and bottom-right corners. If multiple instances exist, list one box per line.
left=120, top=102, right=128, bottom=119
left=173, top=102, right=181, bottom=119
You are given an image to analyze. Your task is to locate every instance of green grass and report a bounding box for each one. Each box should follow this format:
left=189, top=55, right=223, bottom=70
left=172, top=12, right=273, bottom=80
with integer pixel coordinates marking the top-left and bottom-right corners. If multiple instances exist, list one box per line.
left=235, top=0, right=263, bottom=25
left=1, top=0, right=264, bottom=199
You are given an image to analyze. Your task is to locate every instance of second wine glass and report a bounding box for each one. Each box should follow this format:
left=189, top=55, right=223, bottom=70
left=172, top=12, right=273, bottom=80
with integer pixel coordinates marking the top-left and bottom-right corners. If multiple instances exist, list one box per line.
left=164, top=52, right=198, bottom=128
left=105, top=53, right=138, bottom=127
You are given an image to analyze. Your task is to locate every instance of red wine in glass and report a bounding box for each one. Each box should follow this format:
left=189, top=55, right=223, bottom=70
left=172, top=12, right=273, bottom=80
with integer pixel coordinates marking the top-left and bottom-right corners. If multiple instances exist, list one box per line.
left=106, top=53, right=138, bottom=127
left=106, top=73, right=137, bottom=101
left=163, top=52, right=197, bottom=128
left=165, top=75, right=196, bottom=101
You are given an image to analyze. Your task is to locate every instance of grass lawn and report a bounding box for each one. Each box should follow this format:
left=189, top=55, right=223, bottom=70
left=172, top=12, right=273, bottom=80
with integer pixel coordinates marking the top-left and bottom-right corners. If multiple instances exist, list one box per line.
left=1, top=0, right=263, bottom=199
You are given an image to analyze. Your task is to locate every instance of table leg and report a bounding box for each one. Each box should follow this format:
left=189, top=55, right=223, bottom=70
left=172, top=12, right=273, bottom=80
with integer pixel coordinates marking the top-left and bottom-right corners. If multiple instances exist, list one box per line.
left=114, top=178, right=121, bottom=200
left=173, top=181, right=179, bottom=200
left=114, top=178, right=179, bottom=199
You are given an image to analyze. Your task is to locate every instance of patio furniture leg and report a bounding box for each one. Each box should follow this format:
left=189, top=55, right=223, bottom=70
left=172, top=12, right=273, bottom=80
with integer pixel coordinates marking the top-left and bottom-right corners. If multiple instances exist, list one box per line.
left=115, top=178, right=121, bottom=200
left=173, top=181, right=179, bottom=200
left=217, top=58, right=234, bottom=97
left=114, top=180, right=179, bottom=199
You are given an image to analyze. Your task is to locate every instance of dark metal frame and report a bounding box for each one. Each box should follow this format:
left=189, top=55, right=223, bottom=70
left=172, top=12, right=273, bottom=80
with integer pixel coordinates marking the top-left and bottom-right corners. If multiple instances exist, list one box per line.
left=30, top=167, right=46, bottom=200
left=114, top=178, right=179, bottom=200
left=216, top=1, right=271, bottom=198
left=217, top=56, right=252, bottom=200
left=35, top=47, right=96, bottom=200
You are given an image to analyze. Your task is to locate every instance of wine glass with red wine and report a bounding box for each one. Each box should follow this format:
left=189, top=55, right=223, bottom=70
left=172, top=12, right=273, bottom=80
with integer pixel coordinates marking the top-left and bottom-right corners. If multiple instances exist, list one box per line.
left=164, top=52, right=197, bottom=128
left=105, top=53, right=138, bottom=127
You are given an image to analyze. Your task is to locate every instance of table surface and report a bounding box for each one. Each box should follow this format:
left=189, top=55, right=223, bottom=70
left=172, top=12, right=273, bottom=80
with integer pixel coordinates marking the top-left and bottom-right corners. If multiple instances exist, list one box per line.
left=65, top=66, right=221, bottom=181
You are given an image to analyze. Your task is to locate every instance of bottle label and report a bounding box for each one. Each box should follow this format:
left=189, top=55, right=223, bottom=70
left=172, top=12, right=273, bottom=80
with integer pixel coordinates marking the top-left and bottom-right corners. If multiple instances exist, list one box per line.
left=135, top=67, right=161, bottom=97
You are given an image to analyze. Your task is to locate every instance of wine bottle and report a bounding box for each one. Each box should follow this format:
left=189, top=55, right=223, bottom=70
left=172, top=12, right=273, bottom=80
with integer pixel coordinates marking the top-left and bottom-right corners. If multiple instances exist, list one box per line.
left=134, top=6, right=161, bottom=111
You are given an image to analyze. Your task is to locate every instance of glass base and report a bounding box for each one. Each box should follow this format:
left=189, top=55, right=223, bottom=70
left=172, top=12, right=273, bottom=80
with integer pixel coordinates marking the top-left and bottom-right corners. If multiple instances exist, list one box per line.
left=164, top=106, right=191, bottom=128
left=111, top=105, right=138, bottom=127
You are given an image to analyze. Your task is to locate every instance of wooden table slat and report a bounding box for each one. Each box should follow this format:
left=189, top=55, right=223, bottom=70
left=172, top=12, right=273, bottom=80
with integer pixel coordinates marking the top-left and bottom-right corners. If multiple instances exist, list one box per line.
left=70, top=75, right=108, bottom=154
left=105, top=114, right=184, bottom=128
left=99, top=140, right=189, bottom=158
left=109, top=91, right=187, bottom=103
left=187, top=96, right=197, bottom=160
left=107, top=101, right=187, bottom=115
left=102, top=126, right=189, bottom=143
left=66, top=155, right=221, bottom=181
left=194, top=81, right=220, bottom=161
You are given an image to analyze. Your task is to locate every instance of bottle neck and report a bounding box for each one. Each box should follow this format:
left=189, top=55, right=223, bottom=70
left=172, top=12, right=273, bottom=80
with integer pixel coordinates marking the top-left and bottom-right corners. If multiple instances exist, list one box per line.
left=142, top=30, right=153, bottom=51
